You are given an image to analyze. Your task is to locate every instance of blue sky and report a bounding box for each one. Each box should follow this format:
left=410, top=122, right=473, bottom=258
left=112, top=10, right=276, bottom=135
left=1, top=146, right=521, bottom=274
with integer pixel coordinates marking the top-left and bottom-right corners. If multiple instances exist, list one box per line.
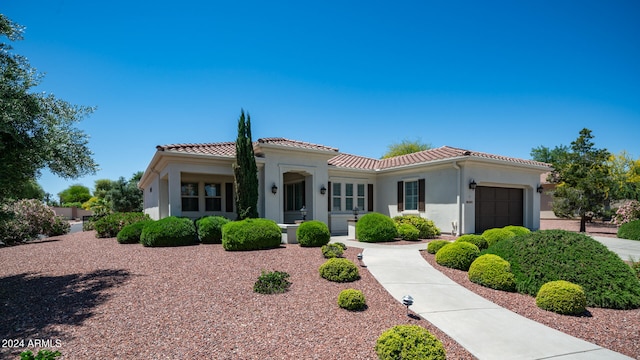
left=4, top=1, right=640, bottom=198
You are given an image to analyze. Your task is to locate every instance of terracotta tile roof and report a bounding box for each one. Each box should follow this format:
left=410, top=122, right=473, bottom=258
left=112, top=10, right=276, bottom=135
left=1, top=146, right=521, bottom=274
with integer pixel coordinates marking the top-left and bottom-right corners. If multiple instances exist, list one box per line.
left=328, top=146, right=551, bottom=170
left=156, top=141, right=550, bottom=170
left=156, top=142, right=236, bottom=157
left=256, top=137, right=339, bottom=153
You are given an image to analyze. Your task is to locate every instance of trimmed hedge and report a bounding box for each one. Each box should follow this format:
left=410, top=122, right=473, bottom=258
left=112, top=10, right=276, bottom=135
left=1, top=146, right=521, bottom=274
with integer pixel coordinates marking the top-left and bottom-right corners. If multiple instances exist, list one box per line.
left=435, top=242, right=479, bottom=271
left=321, top=243, right=344, bottom=258
left=397, top=223, right=420, bottom=240
left=356, top=212, right=397, bottom=242
left=222, top=218, right=282, bottom=251
left=427, top=240, right=450, bottom=254
left=618, top=219, right=640, bottom=241
left=503, top=225, right=531, bottom=237
left=94, top=212, right=150, bottom=238
left=468, top=254, right=515, bottom=291
left=536, top=280, right=587, bottom=315
left=455, top=234, right=488, bottom=250
left=117, top=220, right=154, bottom=244
left=319, top=258, right=360, bottom=282
left=483, top=230, right=640, bottom=309
left=196, top=216, right=230, bottom=244
left=393, top=215, right=441, bottom=239
left=482, top=228, right=516, bottom=246
left=297, top=220, right=331, bottom=247
left=375, top=325, right=446, bottom=360
left=337, top=289, right=367, bottom=311
left=140, top=217, right=196, bottom=247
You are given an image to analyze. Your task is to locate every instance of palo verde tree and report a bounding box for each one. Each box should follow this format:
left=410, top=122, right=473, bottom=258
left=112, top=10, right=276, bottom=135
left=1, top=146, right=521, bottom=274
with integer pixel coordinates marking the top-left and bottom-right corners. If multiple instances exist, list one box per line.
left=546, top=128, right=613, bottom=232
left=232, top=110, right=259, bottom=220
left=381, top=138, right=432, bottom=159
left=0, top=15, right=97, bottom=203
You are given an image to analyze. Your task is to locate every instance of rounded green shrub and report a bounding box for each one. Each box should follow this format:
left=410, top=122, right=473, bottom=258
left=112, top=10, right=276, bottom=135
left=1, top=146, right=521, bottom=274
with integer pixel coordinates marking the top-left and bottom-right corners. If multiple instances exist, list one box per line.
left=618, top=219, right=640, bottom=241
left=356, top=212, right=397, bottom=243
left=435, top=242, right=479, bottom=271
left=375, top=324, right=446, bottom=360
left=47, top=215, right=71, bottom=236
left=297, top=220, right=331, bottom=247
left=484, top=230, right=640, bottom=309
left=333, top=242, right=347, bottom=250
left=426, top=240, right=450, bottom=254
left=337, top=288, right=367, bottom=311
left=503, top=225, right=531, bottom=237
left=196, top=216, right=230, bottom=244
left=397, top=223, right=420, bottom=240
left=319, top=258, right=360, bottom=282
left=321, top=243, right=344, bottom=258
left=468, top=254, right=516, bottom=291
left=536, top=280, right=587, bottom=315
left=482, top=228, right=516, bottom=246
left=393, top=215, right=441, bottom=239
left=222, top=218, right=282, bottom=251
left=117, top=220, right=153, bottom=244
left=94, top=212, right=150, bottom=238
left=455, top=234, right=488, bottom=250
left=140, top=216, right=196, bottom=247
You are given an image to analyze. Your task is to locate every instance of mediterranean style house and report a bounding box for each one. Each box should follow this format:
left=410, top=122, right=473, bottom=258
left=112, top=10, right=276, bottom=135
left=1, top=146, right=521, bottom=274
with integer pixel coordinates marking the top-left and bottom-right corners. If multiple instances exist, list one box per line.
left=138, top=137, right=551, bottom=235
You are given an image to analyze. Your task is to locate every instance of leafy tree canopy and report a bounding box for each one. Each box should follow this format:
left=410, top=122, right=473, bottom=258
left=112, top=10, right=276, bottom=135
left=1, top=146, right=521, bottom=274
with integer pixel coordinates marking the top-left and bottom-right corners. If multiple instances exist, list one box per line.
left=530, top=145, right=569, bottom=164
left=381, top=138, right=432, bottom=159
left=608, top=151, right=640, bottom=201
left=58, top=184, right=92, bottom=205
left=0, top=14, right=98, bottom=203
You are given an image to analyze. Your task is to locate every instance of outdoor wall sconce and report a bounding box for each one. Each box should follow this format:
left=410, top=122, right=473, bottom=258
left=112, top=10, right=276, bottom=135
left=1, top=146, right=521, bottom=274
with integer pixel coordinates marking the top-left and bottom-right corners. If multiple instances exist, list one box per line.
left=469, top=180, right=477, bottom=190
left=537, top=185, right=544, bottom=193
left=300, top=205, right=307, bottom=221
left=353, top=207, right=359, bottom=221
left=402, top=295, right=414, bottom=316
left=271, top=183, right=278, bottom=194
left=320, top=185, right=327, bottom=195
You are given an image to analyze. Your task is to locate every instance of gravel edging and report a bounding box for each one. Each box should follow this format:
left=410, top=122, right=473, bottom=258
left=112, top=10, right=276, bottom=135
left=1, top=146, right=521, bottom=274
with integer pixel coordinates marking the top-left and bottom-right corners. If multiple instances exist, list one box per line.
left=0, top=231, right=475, bottom=359
left=420, top=251, right=640, bottom=359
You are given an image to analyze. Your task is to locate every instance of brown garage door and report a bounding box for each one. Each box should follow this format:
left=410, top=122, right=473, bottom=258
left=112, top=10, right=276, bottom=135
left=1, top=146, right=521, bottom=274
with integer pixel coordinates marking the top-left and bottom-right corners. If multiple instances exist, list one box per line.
left=475, top=186, right=523, bottom=233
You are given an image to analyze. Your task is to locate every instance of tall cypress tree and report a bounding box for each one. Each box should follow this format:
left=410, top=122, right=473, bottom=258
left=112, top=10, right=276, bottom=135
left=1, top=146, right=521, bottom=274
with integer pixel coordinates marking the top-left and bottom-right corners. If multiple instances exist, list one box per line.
left=233, top=110, right=259, bottom=219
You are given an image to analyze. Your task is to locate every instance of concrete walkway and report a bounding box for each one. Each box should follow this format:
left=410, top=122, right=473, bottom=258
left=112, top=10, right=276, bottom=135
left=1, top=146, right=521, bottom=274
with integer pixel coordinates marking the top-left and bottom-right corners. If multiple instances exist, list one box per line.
left=332, top=236, right=637, bottom=360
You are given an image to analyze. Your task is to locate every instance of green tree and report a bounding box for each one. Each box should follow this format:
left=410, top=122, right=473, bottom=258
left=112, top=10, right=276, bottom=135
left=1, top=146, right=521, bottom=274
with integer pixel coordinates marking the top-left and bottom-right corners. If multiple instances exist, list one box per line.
left=232, top=110, right=259, bottom=220
left=58, top=184, right=92, bottom=206
left=14, top=179, right=45, bottom=201
left=530, top=145, right=569, bottom=164
left=608, top=151, right=640, bottom=201
left=381, top=138, right=432, bottom=159
left=105, top=171, right=143, bottom=212
left=0, top=15, right=97, bottom=203
left=549, top=128, right=613, bottom=232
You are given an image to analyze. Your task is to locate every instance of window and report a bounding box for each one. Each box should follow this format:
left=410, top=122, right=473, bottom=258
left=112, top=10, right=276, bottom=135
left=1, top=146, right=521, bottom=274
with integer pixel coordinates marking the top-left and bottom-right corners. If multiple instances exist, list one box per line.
left=345, top=183, right=354, bottom=211
left=332, top=182, right=342, bottom=211
left=331, top=182, right=368, bottom=212
left=205, top=183, right=221, bottom=211
left=181, top=182, right=199, bottom=211
left=405, top=180, right=418, bottom=210
left=285, top=181, right=305, bottom=211
left=357, top=184, right=366, bottom=210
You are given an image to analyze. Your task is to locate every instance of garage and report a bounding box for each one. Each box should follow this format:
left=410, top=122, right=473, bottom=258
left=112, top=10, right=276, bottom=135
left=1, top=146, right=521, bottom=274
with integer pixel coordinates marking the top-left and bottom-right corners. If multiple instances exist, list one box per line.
left=475, top=186, right=523, bottom=233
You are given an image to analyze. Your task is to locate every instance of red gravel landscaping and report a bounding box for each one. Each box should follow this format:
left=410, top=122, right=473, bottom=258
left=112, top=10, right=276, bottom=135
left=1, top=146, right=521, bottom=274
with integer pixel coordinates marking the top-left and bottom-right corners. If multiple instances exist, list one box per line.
left=0, top=219, right=637, bottom=359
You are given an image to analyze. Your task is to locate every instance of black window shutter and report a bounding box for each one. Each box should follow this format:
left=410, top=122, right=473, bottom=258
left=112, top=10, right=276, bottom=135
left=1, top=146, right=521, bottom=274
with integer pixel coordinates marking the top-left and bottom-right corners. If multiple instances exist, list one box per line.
left=397, top=181, right=404, bottom=212
left=418, top=178, right=425, bottom=212
left=367, top=184, right=374, bottom=212
left=225, top=183, right=234, bottom=212
left=327, top=182, right=331, bottom=212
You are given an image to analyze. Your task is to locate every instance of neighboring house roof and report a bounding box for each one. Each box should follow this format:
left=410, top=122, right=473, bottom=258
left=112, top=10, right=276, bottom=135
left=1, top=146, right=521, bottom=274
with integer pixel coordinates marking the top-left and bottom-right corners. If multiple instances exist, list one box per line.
left=154, top=140, right=550, bottom=171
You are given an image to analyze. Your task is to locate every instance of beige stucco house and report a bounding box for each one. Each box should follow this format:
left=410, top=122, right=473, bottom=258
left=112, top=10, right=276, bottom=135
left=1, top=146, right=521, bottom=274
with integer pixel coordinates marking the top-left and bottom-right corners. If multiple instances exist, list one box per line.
left=138, top=137, right=551, bottom=235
